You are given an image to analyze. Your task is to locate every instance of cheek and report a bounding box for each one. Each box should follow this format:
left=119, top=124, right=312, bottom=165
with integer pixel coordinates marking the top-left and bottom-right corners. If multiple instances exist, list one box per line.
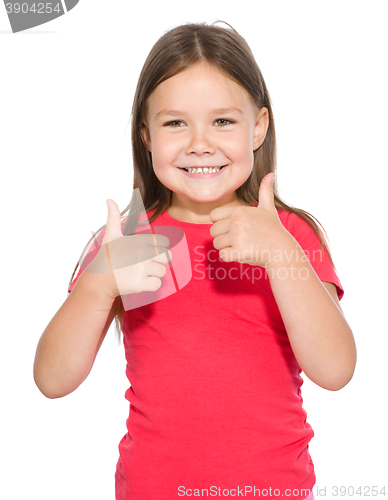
left=150, top=140, right=179, bottom=185
left=228, top=136, right=254, bottom=167
left=151, top=159, right=171, bottom=189
left=224, top=128, right=254, bottom=157
left=153, top=135, right=178, bottom=164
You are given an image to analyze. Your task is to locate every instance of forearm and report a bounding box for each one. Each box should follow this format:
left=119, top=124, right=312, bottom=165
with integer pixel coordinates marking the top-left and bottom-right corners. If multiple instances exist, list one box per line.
left=33, top=272, right=116, bottom=399
left=266, top=235, right=356, bottom=391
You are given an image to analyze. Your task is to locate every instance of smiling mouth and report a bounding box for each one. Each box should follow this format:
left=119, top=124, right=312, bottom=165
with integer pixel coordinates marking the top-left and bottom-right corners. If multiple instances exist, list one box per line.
left=180, top=165, right=227, bottom=173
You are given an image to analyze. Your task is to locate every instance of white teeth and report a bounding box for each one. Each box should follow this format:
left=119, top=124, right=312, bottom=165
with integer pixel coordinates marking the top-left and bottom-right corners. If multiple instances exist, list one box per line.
left=185, top=166, right=222, bottom=173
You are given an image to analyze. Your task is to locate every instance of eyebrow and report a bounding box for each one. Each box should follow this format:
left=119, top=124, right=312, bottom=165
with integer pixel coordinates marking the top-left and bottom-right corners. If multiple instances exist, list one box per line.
left=155, top=107, right=244, bottom=120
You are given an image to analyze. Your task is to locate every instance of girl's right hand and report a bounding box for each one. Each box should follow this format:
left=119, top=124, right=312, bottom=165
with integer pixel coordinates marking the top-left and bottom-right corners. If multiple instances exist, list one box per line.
left=85, top=199, right=172, bottom=299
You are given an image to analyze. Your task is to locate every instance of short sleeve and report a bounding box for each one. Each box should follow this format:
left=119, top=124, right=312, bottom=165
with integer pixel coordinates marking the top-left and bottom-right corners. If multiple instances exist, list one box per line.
left=282, top=210, right=344, bottom=301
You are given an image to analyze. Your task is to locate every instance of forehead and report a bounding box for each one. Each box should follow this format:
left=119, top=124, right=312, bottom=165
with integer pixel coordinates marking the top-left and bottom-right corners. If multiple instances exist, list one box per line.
left=146, top=63, right=257, bottom=119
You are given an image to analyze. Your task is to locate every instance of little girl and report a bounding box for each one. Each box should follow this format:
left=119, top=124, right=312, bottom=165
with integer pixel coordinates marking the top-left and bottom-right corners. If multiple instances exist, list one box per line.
left=33, top=21, right=357, bottom=500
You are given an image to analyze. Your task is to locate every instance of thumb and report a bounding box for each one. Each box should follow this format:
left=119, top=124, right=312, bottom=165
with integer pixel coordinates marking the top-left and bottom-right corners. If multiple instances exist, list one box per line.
left=103, top=199, right=123, bottom=244
left=258, top=173, right=276, bottom=209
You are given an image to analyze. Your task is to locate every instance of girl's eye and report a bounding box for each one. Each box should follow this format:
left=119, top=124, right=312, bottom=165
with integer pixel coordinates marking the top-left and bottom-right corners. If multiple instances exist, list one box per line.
left=166, top=120, right=184, bottom=127
left=215, top=119, right=233, bottom=126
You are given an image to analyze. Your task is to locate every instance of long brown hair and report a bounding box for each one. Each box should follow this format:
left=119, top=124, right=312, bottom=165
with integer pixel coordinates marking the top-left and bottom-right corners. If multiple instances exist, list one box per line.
left=69, top=20, right=336, bottom=345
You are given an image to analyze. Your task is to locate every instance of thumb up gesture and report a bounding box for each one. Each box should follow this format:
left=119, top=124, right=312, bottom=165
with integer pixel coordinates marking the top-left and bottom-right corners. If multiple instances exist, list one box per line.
left=85, top=199, right=172, bottom=299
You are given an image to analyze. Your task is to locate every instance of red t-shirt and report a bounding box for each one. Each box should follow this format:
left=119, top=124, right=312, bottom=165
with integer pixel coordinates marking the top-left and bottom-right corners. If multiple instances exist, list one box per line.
left=69, top=207, right=344, bottom=500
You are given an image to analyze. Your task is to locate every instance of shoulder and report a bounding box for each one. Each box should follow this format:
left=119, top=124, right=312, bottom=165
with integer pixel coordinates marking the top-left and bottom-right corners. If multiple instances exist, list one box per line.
left=276, top=208, right=344, bottom=301
left=276, top=208, right=329, bottom=266
left=276, top=208, right=322, bottom=242
left=276, top=207, right=304, bottom=226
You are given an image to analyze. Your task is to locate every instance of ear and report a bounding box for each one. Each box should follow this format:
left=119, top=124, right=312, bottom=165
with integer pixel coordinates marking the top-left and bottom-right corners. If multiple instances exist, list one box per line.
left=252, top=106, right=269, bottom=152
left=140, top=122, right=152, bottom=152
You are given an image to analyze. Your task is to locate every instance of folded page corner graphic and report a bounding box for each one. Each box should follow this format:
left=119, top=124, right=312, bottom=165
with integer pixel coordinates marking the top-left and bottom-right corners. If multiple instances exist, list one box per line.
left=121, top=225, right=192, bottom=311
left=64, top=0, right=79, bottom=11
left=4, top=0, right=80, bottom=33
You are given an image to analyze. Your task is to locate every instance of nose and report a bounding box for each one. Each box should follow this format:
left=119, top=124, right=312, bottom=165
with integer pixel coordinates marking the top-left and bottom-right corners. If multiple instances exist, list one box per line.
left=185, top=126, right=216, bottom=155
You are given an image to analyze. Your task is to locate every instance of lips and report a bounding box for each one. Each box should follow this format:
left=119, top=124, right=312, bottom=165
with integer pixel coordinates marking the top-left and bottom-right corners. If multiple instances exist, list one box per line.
left=178, top=165, right=227, bottom=170
left=178, top=165, right=228, bottom=178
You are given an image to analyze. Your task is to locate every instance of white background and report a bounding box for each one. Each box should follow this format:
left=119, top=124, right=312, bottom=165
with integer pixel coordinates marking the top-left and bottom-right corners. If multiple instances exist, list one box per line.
left=1, top=1, right=387, bottom=499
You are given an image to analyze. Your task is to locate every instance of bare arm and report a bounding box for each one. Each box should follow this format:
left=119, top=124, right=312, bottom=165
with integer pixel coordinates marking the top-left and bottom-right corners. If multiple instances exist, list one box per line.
left=267, top=236, right=357, bottom=391
left=33, top=271, right=117, bottom=399
left=209, top=174, right=356, bottom=391
left=33, top=198, right=171, bottom=399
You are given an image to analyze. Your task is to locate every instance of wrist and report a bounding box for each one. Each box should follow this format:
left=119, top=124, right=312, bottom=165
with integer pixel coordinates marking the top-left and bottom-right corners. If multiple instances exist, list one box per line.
left=78, top=271, right=118, bottom=306
left=265, top=232, right=304, bottom=272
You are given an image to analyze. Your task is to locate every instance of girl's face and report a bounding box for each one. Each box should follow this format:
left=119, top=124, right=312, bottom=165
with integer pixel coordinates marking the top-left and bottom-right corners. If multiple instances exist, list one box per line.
left=141, top=62, right=269, bottom=223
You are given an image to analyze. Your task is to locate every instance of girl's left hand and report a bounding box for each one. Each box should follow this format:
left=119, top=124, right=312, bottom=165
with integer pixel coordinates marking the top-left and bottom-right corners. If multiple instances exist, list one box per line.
left=209, top=173, right=294, bottom=268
